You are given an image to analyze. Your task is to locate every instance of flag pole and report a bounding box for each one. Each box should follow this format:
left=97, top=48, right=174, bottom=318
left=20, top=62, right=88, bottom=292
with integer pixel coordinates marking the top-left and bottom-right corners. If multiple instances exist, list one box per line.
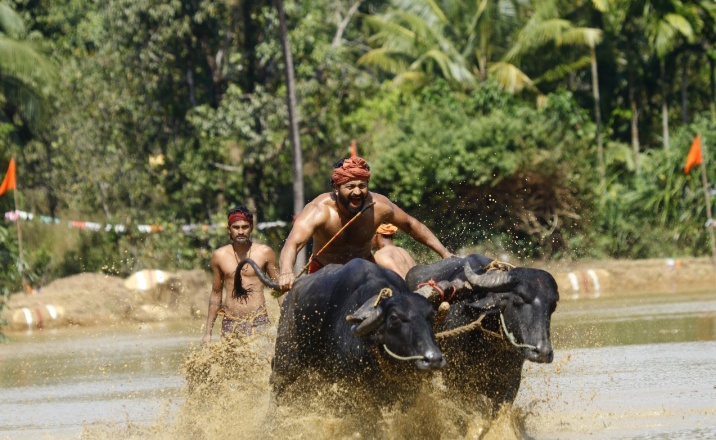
left=12, top=173, right=24, bottom=275
left=700, top=137, right=716, bottom=268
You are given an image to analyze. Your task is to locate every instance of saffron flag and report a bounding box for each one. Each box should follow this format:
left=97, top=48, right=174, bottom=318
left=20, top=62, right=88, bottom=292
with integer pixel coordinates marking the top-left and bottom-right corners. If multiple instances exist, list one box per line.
left=0, top=158, right=17, bottom=196
left=684, top=134, right=703, bottom=174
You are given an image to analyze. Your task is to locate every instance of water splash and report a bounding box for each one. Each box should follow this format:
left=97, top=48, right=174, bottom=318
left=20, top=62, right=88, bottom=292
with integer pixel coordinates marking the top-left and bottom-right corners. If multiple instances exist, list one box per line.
left=77, top=331, right=527, bottom=439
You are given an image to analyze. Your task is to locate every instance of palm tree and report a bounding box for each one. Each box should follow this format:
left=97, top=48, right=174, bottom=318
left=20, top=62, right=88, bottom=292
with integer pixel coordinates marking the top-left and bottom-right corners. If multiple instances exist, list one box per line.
left=359, top=0, right=603, bottom=95
left=643, top=1, right=697, bottom=149
left=0, top=2, right=56, bottom=131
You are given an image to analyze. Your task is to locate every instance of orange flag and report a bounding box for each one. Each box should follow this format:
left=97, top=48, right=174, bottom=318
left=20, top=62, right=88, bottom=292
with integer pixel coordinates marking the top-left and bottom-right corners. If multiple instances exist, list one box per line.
left=684, top=134, right=703, bottom=174
left=0, top=158, right=17, bottom=196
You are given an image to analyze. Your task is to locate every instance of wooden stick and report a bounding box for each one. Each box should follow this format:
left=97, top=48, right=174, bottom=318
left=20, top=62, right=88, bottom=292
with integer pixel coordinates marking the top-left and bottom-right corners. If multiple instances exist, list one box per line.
left=296, top=201, right=376, bottom=277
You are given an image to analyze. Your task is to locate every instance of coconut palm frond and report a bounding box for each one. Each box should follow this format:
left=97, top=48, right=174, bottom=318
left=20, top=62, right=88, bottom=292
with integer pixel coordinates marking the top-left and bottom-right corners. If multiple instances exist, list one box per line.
left=534, top=55, right=592, bottom=84
left=468, top=0, right=489, bottom=31
left=561, top=27, right=603, bottom=48
left=591, top=0, right=610, bottom=13
left=504, top=18, right=569, bottom=62
left=387, top=9, right=438, bottom=41
left=488, top=61, right=537, bottom=94
left=0, top=36, right=58, bottom=88
left=357, top=48, right=411, bottom=75
left=663, top=13, right=694, bottom=40
left=0, top=3, right=26, bottom=37
left=651, top=21, right=679, bottom=58
left=497, top=0, right=519, bottom=19
left=392, top=0, right=448, bottom=25
left=416, top=49, right=475, bottom=85
left=364, top=15, right=418, bottom=46
left=393, top=70, right=430, bottom=90
left=0, top=76, right=49, bottom=129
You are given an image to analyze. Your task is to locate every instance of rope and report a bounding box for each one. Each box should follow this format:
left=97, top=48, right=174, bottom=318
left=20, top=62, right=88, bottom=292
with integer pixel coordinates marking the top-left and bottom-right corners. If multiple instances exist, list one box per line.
left=417, top=279, right=444, bottom=301
left=373, top=287, right=393, bottom=307
left=500, top=313, right=537, bottom=350
left=382, top=344, right=425, bottom=361
left=296, top=201, right=376, bottom=277
left=435, top=313, right=492, bottom=340
left=484, top=260, right=515, bottom=272
left=435, top=310, right=537, bottom=350
left=417, top=279, right=457, bottom=303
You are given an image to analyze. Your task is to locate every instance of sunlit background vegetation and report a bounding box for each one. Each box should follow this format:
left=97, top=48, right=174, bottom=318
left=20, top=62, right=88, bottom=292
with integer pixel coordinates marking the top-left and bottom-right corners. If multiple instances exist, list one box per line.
left=2, top=0, right=716, bottom=303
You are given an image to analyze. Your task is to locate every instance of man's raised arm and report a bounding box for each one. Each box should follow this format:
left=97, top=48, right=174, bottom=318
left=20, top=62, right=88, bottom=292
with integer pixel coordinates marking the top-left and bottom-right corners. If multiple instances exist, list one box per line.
left=389, top=203, right=453, bottom=259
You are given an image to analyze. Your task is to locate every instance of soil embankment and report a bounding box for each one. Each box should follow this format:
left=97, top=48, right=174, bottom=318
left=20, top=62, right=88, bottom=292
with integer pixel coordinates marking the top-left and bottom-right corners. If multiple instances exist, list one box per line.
left=2, top=257, right=715, bottom=332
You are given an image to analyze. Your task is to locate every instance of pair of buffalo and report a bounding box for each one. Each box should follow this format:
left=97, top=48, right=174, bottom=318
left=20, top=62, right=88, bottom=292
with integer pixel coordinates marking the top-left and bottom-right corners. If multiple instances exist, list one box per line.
left=238, top=253, right=559, bottom=411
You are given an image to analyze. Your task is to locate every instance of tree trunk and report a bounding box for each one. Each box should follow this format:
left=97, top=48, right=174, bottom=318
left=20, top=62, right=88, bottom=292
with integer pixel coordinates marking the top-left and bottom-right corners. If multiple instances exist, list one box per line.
left=710, top=55, right=716, bottom=121
left=591, top=47, right=604, bottom=188
left=275, top=0, right=306, bottom=270
left=627, top=40, right=640, bottom=173
left=681, top=53, right=688, bottom=124
left=661, top=61, right=669, bottom=149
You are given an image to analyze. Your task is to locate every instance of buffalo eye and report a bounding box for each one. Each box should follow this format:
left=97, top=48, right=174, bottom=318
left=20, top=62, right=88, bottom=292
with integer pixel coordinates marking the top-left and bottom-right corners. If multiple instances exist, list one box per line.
left=388, top=313, right=401, bottom=327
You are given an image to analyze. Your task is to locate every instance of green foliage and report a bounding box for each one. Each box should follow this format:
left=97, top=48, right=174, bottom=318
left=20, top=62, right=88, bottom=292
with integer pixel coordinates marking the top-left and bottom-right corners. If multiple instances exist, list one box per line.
left=353, top=80, right=598, bottom=259
left=598, top=116, right=716, bottom=258
left=3, top=0, right=716, bottom=341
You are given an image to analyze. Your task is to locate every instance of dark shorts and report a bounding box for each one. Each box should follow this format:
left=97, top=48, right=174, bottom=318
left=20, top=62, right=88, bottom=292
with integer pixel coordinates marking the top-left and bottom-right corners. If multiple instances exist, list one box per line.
left=307, top=255, right=377, bottom=274
left=221, top=312, right=270, bottom=337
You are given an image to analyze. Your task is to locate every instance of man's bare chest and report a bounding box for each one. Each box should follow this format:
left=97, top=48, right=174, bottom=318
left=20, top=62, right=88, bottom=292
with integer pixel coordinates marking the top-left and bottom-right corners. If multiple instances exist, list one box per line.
left=322, top=216, right=377, bottom=245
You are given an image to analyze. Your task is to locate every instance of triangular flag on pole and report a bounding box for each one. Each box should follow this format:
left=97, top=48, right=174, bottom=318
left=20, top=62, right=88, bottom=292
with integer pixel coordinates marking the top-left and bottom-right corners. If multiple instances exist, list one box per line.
left=0, top=158, right=17, bottom=196
left=684, top=134, right=703, bottom=174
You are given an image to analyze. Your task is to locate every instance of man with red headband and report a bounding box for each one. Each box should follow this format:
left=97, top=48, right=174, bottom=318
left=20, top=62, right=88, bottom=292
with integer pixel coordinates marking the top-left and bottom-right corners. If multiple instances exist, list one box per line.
left=278, top=157, right=452, bottom=291
left=202, top=206, right=279, bottom=344
left=372, top=223, right=417, bottom=279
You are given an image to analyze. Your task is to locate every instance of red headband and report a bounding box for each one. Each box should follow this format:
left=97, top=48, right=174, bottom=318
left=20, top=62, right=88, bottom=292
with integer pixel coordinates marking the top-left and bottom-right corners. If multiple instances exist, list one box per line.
left=228, top=212, right=253, bottom=226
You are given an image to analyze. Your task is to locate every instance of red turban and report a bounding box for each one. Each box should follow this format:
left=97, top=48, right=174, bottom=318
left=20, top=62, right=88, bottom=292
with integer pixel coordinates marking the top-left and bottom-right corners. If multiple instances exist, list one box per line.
left=332, top=157, right=371, bottom=186
left=228, top=212, right=253, bottom=226
left=376, top=223, right=398, bottom=236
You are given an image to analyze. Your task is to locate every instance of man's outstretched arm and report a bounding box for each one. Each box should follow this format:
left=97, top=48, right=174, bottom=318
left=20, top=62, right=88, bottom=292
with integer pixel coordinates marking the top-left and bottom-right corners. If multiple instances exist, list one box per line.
left=390, top=203, right=452, bottom=259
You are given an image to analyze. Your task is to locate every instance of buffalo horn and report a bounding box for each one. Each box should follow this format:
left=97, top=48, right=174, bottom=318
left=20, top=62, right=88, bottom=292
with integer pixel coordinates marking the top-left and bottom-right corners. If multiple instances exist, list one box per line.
left=464, top=263, right=514, bottom=290
left=346, top=295, right=384, bottom=337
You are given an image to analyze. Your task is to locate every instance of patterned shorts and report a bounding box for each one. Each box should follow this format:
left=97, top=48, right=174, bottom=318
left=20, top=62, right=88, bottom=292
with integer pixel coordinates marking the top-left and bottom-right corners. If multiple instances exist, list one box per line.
left=221, top=312, right=270, bottom=337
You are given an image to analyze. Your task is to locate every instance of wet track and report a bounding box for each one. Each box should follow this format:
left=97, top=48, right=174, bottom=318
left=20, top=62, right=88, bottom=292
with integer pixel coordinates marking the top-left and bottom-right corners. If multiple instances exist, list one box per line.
left=1, top=289, right=715, bottom=439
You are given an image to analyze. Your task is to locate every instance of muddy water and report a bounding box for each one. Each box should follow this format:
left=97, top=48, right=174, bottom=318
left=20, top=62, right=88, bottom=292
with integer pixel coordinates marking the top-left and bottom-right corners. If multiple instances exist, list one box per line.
left=1, top=289, right=715, bottom=439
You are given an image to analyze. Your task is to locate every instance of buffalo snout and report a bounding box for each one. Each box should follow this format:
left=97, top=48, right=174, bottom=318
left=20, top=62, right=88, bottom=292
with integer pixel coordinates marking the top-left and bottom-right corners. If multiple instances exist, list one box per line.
left=524, top=341, right=554, bottom=363
left=415, top=349, right=446, bottom=370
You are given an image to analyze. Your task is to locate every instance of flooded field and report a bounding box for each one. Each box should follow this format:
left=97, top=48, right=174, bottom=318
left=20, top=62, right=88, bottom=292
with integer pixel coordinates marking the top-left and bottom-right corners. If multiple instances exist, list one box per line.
left=1, top=289, right=715, bottom=439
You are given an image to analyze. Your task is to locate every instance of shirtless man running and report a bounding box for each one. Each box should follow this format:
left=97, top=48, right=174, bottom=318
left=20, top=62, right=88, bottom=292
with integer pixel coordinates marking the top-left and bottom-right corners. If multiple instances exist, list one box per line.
left=372, top=223, right=417, bottom=279
left=201, top=206, right=278, bottom=344
left=278, top=156, right=452, bottom=291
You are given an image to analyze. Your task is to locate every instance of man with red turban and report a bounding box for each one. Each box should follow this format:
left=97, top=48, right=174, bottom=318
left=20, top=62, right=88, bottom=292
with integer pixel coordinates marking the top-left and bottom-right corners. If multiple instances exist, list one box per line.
left=278, top=157, right=452, bottom=291
left=372, top=223, right=417, bottom=279
left=202, top=206, right=279, bottom=344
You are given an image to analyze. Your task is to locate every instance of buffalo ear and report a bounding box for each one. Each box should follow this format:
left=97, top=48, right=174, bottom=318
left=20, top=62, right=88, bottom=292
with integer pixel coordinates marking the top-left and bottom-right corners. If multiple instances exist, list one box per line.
left=466, top=292, right=511, bottom=311
left=347, top=295, right=384, bottom=337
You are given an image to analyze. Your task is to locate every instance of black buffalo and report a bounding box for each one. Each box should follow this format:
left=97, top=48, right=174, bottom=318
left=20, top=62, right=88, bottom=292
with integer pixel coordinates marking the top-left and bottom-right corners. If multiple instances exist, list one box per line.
left=237, top=258, right=445, bottom=405
left=406, top=254, right=559, bottom=410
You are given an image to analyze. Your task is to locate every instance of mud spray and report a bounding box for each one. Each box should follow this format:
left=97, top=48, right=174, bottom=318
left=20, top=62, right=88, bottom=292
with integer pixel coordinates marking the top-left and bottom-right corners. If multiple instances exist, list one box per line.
left=77, top=330, right=529, bottom=440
